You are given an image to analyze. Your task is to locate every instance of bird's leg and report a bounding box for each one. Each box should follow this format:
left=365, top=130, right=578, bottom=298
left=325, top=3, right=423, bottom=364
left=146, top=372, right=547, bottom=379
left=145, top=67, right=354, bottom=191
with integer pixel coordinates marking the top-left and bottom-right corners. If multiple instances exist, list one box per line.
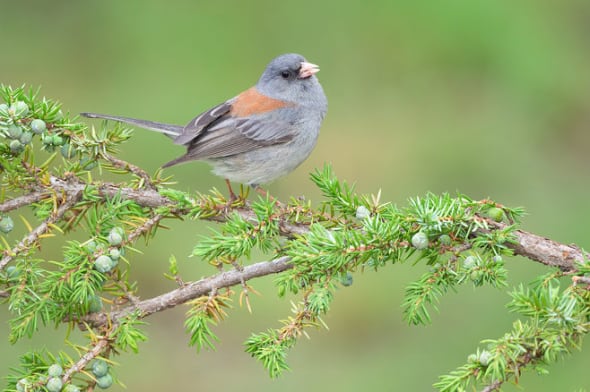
left=254, top=185, right=268, bottom=198
left=252, top=185, right=280, bottom=204
left=225, top=179, right=237, bottom=202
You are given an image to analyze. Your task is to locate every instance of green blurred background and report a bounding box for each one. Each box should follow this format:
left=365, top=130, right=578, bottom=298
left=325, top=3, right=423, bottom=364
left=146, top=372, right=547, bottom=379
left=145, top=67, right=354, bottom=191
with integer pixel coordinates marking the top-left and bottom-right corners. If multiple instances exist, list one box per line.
left=2, top=0, right=590, bottom=390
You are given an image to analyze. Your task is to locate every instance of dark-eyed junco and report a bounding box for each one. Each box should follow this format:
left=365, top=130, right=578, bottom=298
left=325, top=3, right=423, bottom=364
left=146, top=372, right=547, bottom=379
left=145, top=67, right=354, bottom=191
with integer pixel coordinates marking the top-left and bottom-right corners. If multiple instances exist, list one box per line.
left=82, top=53, right=327, bottom=197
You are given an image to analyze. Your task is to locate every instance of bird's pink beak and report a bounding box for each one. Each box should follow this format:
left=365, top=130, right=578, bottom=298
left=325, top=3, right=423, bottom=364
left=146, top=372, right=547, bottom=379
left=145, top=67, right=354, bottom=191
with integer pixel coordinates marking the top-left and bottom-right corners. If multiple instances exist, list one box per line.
left=298, top=62, right=320, bottom=79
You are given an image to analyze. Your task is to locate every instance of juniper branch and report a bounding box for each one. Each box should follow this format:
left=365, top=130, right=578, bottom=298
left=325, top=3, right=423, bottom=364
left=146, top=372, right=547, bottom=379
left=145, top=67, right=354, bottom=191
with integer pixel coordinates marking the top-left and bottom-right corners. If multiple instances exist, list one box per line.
left=100, top=153, right=156, bottom=190
left=0, top=188, right=83, bottom=269
left=82, top=217, right=589, bottom=330
left=44, top=176, right=590, bottom=271
left=481, top=380, right=502, bottom=392
left=84, top=256, right=292, bottom=328
left=0, top=190, right=49, bottom=213
left=49, top=176, right=169, bottom=209
left=47, top=175, right=310, bottom=236
left=473, top=221, right=586, bottom=272
left=572, top=275, right=590, bottom=286
left=4, top=173, right=587, bottom=337
left=125, top=213, right=164, bottom=243
left=62, top=338, right=110, bottom=385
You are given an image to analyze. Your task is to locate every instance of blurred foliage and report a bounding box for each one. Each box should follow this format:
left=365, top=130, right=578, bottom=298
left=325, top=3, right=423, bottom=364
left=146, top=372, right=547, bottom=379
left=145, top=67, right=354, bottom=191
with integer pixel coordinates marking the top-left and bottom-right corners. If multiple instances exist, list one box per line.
left=1, top=0, right=590, bottom=391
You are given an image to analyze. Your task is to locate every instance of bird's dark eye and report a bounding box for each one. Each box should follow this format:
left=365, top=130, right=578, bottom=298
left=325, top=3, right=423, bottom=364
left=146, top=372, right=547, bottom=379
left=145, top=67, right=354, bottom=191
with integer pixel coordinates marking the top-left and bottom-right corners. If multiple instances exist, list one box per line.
left=280, top=70, right=291, bottom=79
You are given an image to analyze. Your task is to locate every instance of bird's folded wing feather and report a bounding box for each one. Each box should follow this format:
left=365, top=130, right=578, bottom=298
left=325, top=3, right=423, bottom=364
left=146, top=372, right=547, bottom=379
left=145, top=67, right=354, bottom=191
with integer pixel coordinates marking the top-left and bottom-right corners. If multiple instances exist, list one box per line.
left=183, top=114, right=296, bottom=159
left=173, top=101, right=233, bottom=146
left=171, top=87, right=298, bottom=160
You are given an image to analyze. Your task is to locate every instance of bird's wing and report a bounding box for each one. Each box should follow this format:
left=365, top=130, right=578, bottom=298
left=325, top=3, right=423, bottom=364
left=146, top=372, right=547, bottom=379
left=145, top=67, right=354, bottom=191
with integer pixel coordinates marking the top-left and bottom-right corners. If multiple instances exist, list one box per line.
left=194, top=114, right=295, bottom=155
left=163, top=88, right=298, bottom=167
left=172, top=101, right=233, bottom=146
left=162, top=113, right=297, bottom=167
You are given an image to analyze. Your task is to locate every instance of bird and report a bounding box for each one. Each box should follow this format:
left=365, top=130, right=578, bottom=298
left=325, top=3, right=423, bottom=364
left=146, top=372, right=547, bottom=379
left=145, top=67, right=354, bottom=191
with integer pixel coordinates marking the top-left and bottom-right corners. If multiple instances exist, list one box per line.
left=82, top=53, right=328, bottom=199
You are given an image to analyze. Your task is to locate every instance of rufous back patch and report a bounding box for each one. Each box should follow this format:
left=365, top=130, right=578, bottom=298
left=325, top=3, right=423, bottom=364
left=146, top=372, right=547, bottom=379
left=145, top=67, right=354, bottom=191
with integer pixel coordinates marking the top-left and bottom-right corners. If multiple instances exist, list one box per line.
left=230, top=87, right=293, bottom=117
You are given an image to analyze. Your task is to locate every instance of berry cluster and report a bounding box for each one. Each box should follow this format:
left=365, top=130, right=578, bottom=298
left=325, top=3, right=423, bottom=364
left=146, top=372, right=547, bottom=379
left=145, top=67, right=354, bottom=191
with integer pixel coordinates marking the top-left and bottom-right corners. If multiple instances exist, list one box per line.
left=0, top=101, right=60, bottom=155
left=16, top=364, right=80, bottom=392
left=0, top=215, right=14, bottom=233
left=0, top=99, right=97, bottom=167
left=92, top=227, right=126, bottom=274
left=15, top=359, right=114, bottom=391
left=91, top=359, right=114, bottom=389
left=0, top=101, right=36, bottom=154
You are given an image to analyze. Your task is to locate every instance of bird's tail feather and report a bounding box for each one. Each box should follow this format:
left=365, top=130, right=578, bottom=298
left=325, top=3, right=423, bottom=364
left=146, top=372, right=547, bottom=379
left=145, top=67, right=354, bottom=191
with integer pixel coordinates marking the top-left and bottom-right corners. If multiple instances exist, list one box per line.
left=81, top=112, right=183, bottom=137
